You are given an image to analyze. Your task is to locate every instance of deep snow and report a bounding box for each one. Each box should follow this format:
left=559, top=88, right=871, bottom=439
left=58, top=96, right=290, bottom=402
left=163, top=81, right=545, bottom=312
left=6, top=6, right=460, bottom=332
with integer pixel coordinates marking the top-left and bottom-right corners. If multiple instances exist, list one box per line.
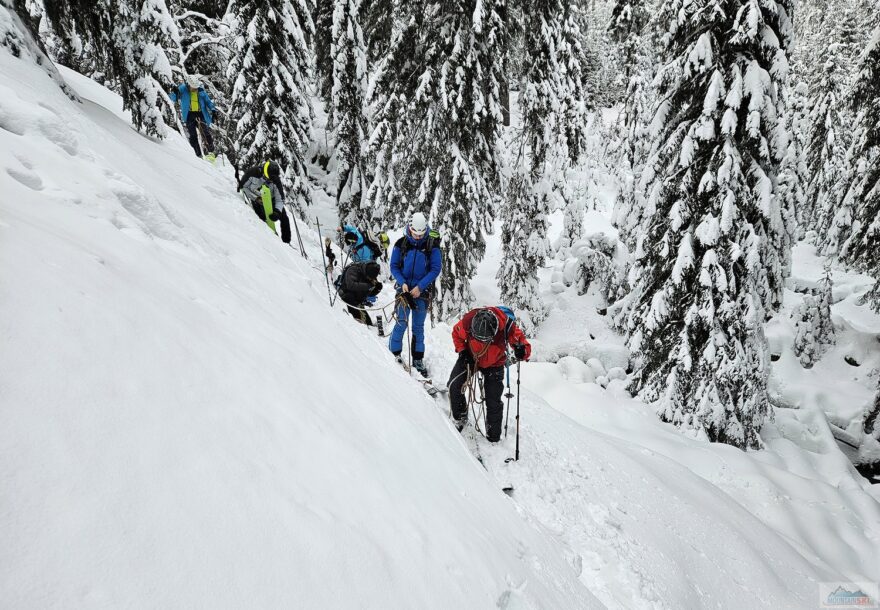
left=1, top=48, right=879, bottom=610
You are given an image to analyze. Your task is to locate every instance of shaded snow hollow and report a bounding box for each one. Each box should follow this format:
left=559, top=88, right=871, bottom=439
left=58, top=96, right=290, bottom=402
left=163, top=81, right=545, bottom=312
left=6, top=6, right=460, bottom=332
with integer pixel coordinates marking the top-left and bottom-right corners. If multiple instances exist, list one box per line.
left=1, top=51, right=879, bottom=609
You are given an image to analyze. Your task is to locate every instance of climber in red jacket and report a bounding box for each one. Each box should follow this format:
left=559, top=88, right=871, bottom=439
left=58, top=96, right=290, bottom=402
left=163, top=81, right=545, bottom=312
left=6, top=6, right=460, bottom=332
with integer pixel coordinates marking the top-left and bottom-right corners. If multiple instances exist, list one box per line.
left=448, top=306, right=531, bottom=442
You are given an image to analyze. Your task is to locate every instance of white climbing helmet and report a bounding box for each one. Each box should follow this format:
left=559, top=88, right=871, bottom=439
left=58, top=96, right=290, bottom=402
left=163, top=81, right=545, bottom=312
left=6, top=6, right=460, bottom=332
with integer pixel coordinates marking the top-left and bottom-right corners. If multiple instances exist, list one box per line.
left=409, top=212, right=428, bottom=238
left=186, top=74, right=201, bottom=90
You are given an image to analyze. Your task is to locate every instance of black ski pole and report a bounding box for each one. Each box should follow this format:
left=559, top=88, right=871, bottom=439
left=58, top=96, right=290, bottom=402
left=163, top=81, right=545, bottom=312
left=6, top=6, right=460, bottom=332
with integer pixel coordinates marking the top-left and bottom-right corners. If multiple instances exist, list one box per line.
left=515, top=359, right=521, bottom=461
left=297, top=219, right=307, bottom=258
left=316, top=217, right=333, bottom=307
left=407, top=304, right=413, bottom=373
left=504, top=353, right=513, bottom=439
left=288, top=205, right=307, bottom=258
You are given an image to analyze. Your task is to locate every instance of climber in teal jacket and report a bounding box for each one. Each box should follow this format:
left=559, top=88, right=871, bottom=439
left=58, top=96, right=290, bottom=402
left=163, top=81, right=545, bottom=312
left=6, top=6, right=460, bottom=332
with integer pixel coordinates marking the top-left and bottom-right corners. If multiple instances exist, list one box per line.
left=169, top=75, right=216, bottom=160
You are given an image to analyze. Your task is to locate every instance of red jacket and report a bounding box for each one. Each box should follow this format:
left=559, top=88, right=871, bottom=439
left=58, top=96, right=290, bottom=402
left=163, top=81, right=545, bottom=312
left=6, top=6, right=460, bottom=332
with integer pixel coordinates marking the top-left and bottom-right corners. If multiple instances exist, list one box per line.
left=452, top=307, right=532, bottom=369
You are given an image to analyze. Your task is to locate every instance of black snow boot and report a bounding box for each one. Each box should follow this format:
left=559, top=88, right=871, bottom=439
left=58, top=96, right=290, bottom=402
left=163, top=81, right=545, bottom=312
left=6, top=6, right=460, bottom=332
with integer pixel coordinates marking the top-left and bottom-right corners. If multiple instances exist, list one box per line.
left=412, top=359, right=429, bottom=378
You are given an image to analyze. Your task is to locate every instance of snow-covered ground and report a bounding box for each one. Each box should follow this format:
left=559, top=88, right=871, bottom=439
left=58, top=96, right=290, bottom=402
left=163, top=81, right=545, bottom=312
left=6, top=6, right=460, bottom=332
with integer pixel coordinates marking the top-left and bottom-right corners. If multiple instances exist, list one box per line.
left=1, top=50, right=879, bottom=609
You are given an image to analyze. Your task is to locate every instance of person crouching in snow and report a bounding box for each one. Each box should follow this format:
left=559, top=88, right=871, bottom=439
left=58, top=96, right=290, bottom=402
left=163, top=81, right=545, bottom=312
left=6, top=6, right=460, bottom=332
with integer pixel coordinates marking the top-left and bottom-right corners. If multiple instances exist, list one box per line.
left=448, top=307, right=530, bottom=442
left=337, top=261, right=383, bottom=326
left=236, top=160, right=291, bottom=243
left=169, top=75, right=217, bottom=161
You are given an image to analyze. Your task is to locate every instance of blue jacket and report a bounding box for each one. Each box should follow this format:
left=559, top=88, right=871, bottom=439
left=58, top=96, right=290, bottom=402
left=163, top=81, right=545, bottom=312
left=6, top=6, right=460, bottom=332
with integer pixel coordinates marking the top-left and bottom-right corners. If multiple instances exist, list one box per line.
left=342, top=224, right=378, bottom=262
left=169, top=84, right=216, bottom=124
left=390, top=230, right=442, bottom=294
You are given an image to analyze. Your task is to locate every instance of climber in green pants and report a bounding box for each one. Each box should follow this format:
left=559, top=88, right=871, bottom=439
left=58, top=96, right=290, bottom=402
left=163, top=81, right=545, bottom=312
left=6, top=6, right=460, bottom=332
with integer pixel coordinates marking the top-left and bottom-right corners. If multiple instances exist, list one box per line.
left=236, top=160, right=291, bottom=243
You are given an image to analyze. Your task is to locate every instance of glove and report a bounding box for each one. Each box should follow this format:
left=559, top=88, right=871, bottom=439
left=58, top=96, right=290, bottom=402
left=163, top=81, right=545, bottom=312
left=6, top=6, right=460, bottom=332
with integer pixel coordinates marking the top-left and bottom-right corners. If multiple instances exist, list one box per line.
left=399, top=291, right=417, bottom=309
left=269, top=208, right=283, bottom=221
left=369, top=282, right=382, bottom=296
left=459, top=350, right=475, bottom=366
left=513, top=344, right=527, bottom=360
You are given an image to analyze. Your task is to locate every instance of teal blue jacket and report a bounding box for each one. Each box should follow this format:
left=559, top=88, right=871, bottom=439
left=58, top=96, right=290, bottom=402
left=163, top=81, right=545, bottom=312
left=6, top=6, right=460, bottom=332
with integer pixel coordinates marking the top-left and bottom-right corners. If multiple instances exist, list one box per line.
left=169, top=84, right=216, bottom=124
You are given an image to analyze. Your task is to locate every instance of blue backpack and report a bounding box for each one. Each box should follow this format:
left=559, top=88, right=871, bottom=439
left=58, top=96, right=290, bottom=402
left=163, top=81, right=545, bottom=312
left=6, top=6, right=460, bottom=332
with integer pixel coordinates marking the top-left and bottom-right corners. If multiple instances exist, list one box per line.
left=497, top=306, right=516, bottom=340
left=496, top=306, right=520, bottom=368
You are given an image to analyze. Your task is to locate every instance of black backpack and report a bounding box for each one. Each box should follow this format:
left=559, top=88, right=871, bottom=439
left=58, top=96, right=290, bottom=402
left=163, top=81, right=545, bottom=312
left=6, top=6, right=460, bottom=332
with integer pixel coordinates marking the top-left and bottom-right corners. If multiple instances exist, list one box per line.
left=334, top=263, right=353, bottom=292
left=362, top=230, right=383, bottom=261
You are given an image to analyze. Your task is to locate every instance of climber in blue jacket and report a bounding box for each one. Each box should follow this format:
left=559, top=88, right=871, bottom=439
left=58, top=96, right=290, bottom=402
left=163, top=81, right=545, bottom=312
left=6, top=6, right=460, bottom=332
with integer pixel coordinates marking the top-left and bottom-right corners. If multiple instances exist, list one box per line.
left=169, top=75, right=217, bottom=161
left=339, top=224, right=380, bottom=263
left=388, top=212, right=442, bottom=377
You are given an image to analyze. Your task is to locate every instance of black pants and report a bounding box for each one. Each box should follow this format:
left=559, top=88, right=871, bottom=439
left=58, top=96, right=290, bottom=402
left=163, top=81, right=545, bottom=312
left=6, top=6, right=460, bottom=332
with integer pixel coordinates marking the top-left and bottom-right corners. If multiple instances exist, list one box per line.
left=251, top=201, right=292, bottom=244
left=447, top=353, right=505, bottom=441
left=186, top=112, right=214, bottom=157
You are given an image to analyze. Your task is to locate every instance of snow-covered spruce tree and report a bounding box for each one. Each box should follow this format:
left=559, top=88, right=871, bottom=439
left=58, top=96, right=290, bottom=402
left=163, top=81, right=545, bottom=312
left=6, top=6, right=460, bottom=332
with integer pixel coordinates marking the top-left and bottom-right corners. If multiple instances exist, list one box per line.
left=777, top=81, right=809, bottom=239
left=804, top=34, right=852, bottom=243
left=227, top=0, right=313, bottom=215
left=792, top=296, right=823, bottom=368
left=330, top=0, right=371, bottom=228
left=608, top=0, right=648, bottom=87
left=497, top=174, right=549, bottom=332
left=833, top=1, right=865, bottom=74
left=365, top=88, right=407, bottom=229
left=574, top=0, right=616, bottom=107
left=360, top=0, right=393, bottom=63
left=770, top=90, right=799, bottom=278
left=838, top=25, right=880, bottom=306
left=312, top=0, right=333, bottom=99
left=560, top=191, right=585, bottom=247
left=40, top=0, right=178, bottom=137
left=368, top=0, right=506, bottom=319
left=497, top=0, right=589, bottom=332
left=621, top=0, right=795, bottom=448
left=569, top=233, right=628, bottom=304
left=792, top=268, right=834, bottom=368
left=364, top=5, right=418, bottom=227
left=607, top=0, right=653, bottom=251
left=114, top=0, right=178, bottom=137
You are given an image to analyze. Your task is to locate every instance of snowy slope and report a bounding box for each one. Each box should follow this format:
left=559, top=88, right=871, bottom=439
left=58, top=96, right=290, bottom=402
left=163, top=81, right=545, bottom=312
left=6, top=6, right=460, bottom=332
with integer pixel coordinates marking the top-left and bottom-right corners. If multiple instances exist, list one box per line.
left=0, top=53, right=599, bottom=608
